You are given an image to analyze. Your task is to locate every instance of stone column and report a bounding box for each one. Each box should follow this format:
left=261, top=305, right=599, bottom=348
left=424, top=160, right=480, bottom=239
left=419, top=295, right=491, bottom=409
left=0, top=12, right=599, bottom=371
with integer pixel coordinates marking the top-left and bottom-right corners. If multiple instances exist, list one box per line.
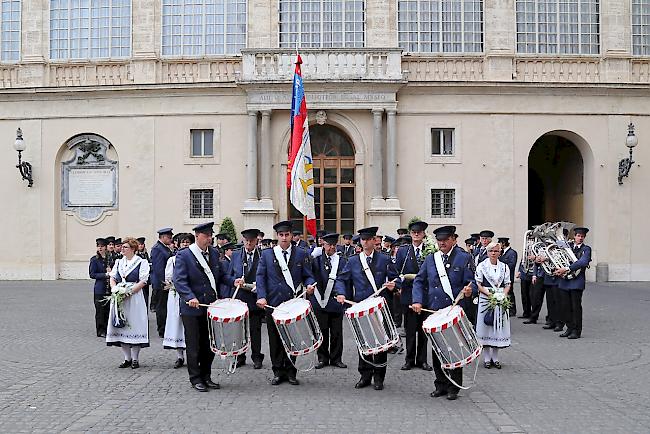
left=386, top=109, right=397, bottom=199
left=366, top=0, right=396, bottom=47
left=371, top=108, right=384, bottom=201
left=247, top=111, right=259, bottom=200
left=19, top=0, right=47, bottom=87
left=602, top=0, right=632, bottom=82
left=260, top=110, right=272, bottom=200
left=131, top=0, right=158, bottom=84
left=484, top=0, right=516, bottom=81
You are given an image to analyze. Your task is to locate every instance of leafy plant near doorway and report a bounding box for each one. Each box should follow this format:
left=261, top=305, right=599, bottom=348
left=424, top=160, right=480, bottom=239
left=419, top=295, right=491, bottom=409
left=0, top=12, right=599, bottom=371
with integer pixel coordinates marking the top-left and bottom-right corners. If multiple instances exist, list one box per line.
left=219, top=217, right=238, bottom=244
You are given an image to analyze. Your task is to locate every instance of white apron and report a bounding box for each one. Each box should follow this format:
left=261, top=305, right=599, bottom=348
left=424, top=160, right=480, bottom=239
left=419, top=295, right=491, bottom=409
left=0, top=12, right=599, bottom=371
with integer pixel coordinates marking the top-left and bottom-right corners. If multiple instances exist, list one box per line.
left=475, top=259, right=511, bottom=348
left=163, top=256, right=185, bottom=349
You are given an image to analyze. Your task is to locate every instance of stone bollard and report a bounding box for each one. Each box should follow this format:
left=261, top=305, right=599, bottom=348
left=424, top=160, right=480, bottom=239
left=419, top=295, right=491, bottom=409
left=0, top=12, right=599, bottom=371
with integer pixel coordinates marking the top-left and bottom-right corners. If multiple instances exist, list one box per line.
left=596, top=262, right=609, bottom=282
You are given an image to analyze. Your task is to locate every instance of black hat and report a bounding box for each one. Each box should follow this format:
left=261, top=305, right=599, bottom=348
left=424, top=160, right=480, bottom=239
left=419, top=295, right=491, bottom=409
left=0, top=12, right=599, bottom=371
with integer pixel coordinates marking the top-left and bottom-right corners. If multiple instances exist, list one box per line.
left=321, top=233, right=339, bottom=245
left=222, top=242, right=236, bottom=251
left=105, top=236, right=116, bottom=244
left=401, top=234, right=413, bottom=244
left=258, top=231, right=265, bottom=237
left=470, top=233, right=480, bottom=239
left=241, top=228, right=260, bottom=240
left=137, top=237, right=146, bottom=244
left=274, top=220, right=293, bottom=233
left=316, top=230, right=327, bottom=238
left=292, top=230, right=302, bottom=236
left=157, top=227, right=173, bottom=236
left=352, top=234, right=361, bottom=244
left=464, top=238, right=475, bottom=245
left=179, top=233, right=195, bottom=244
left=397, top=228, right=408, bottom=235
left=193, top=222, right=215, bottom=234
left=114, top=238, right=122, bottom=244
left=357, top=226, right=378, bottom=240
left=408, top=221, right=429, bottom=232
left=383, top=235, right=396, bottom=244
left=479, top=230, right=495, bottom=238
left=497, top=237, right=510, bottom=244
left=262, top=238, right=272, bottom=244
left=433, top=226, right=456, bottom=240
left=574, top=227, right=589, bottom=235
left=216, top=233, right=229, bottom=240
left=235, top=243, right=244, bottom=249
left=342, top=233, right=353, bottom=240
left=96, top=238, right=108, bottom=246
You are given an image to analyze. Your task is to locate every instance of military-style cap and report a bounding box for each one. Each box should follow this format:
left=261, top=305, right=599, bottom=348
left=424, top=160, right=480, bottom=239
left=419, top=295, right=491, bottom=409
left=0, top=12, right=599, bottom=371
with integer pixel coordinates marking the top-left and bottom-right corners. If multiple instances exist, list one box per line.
left=574, top=227, right=589, bottom=235
left=358, top=226, right=378, bottom=240
left=222, top=242, right=236, bottom=251
left=193, top=222, right=215, bottom=234
left=234, top=243, right=244, bottom=249
left=274, top=220, right=293, bottom=233
left=464, top=238, right=475, bottom=245
left=96, top=238, right=108, bottom=246
left=321, top=233, right=339, bottom=245
left=383, top=235, right=396, bottom=244
left=479, top=230, right=495, bottom=238
left=497, top=237, right=509, bottom=244
left=137, top=237, right=146, bottom=244
left=114, top=238, right=122, bottom=244
left=292, top=230, right=302, bottom=236
left=258, top=231, right=265, bottom=237
left=216, top=233, right=229, bottom=240
left=397, top=228, right=408, bottom=235
left=352, top=234, right=361, bottom=244
left=408, top=221, right=429, bottom=232
left=433, top=226, right=456, bottom=240
left=316, top=230, right=327, bottom=238
left=401, top=234, right=413, bottom=244
left=241, top=228, right=260, bottom=240
left=179, top=233, right=195, bottom=244
left=157, top=227, right=173, bottom=236
left=262, top=238, right=272, bottom=244
left=342, top=233, right=353, bottom=240
left=105, top=236, right=116, bottom=243
left=470, top=233, right=480, bottom=239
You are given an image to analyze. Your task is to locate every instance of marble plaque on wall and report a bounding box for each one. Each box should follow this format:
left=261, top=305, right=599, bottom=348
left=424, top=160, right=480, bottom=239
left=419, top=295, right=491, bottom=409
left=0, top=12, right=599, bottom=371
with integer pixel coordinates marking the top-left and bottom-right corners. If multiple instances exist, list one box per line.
left=68, top=167, right=115, bottom=206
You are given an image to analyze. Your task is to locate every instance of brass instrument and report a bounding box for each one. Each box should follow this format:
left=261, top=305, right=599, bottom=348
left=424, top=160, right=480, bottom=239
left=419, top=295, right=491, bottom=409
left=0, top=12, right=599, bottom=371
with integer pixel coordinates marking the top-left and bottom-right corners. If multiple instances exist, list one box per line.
left=528, top=222, right=581, bottom=279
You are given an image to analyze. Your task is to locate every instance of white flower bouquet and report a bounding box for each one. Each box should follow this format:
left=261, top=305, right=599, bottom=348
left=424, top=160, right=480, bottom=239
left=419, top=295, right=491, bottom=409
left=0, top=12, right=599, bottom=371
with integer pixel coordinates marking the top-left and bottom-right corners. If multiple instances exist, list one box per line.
left=103, top=282, right=134, bottom=328
left=482, top=289, right=512, bottom=330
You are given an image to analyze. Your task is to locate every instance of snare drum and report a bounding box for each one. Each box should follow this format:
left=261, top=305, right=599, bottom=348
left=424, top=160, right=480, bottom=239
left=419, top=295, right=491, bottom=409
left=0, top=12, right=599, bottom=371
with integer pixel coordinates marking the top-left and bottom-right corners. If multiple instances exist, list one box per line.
left=207, top=299, right=250, bottom=358
left=345, top=296, right=399, bottom=356
left=422, top=305, right=481, bottom=370
left=272, top=298, right=322, bottom=357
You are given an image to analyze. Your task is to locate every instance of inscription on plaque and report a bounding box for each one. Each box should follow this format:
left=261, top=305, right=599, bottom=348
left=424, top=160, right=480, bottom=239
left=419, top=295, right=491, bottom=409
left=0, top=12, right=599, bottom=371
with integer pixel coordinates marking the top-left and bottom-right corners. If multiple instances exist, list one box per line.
left=68, top=168, right=114, bottom=206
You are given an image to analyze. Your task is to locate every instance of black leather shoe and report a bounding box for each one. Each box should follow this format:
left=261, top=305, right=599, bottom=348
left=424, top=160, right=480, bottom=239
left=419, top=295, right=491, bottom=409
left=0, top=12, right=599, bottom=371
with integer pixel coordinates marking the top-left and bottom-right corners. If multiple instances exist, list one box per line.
left=118, top=360, right=132, bottom=368
left=204, top=379, right=220, bottom=389
left=236, top=359, right=246, bottom=368
left=253, top=360, right=263, bottom=370
left=446, top=391, right=458, bottom=400
left=374, top=381, right=384, bottom=390
left=174, top=358, right=184, bottom=369
left=430, top=389, right=447, bottom=398
left=484, top=361, right=492, bottom=369
left=401, top=362, right=414, bottom=371
left=523, top=319, right=537, bottom=324
left=420, top=362, right=433, bottom=371
left=355, top=378, right=371, bottom=389
left=559, top=330, right=572, bottom=338
left=287, top=376, right=300, bottom=386
left=567, top=331, right=581, bottom=339
left=315, top=361, right=327, bottom=369
left=131, top=360, right=139, bottom=369
left=554, top=326, right=564, bottom=332
left=332, top=361, right=347, bottom=368
left=193, top=383, right=208, bottom=392
left=542, top=324, right=555, bottom=329
left=271, top=376, right=284, bottom=386
left=97, top=332, right=106, bottom=337
left=493, top=361, right=502, bottom=369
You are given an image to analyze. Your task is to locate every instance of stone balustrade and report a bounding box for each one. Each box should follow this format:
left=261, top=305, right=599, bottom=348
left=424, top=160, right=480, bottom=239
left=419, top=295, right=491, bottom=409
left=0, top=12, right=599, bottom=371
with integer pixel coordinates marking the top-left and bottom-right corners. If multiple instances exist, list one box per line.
left=514, top=57, right=602, bottom=83
left=0, top=65, right=17, bottom=88
left=631, top=59, right=650, bottom=83
left=48, top=62, right=134, bottom=87
left=160, top=58, right=240, bottom=83
left=402, top=55, right=484, bottom=81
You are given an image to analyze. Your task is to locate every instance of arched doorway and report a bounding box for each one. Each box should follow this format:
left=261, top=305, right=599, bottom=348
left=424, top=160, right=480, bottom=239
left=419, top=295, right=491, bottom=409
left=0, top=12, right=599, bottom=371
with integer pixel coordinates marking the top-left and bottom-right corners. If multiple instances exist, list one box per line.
left=289, top=124, right=355, bottom=235
left=528, top=133, right=584, bottom=227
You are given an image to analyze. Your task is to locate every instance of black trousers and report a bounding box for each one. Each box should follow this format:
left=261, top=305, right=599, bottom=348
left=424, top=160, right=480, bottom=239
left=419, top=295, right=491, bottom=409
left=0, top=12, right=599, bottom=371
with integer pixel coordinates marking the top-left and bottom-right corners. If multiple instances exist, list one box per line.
left=93, top=294, right=109, bottom=335
left=404, top=309, right=429, bottom=366
left=559, top=289, right=583, bottom=333
left=529, top=279, right=545, bottom=321
left=520, top=279, right=533, bottom=316
left=155, top=288, right=168, bottom=336
left=237, top=309, right=265, bottom=364
left=431, top=350, right=462, bottom=394
left=358, top=351, right=387, bottom=383
left=142, top=285, right=150, bottom=309
left=181, top=314, right=215, bottom=385
left=150, top=286, right=159, bottom=310
left=508, top=288, right=517, bottom=315
left=545, top=285, right=564, bottom=326
left=265, top=311, right=297, bottom=378
left=392, top=293, right=403, bottom=327
left=315, top=311, right=344, bottom=364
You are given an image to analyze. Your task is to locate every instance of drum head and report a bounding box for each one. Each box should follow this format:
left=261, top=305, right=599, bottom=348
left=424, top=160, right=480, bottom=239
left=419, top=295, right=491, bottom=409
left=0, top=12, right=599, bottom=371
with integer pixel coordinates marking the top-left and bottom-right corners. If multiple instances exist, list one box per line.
left=272, top=298, right=311, bottom=323
left=208, top=298, right=249, bottom=321
left=345, top=296, right=384, bottom=318
left=422, top=305, right=463, bottom=332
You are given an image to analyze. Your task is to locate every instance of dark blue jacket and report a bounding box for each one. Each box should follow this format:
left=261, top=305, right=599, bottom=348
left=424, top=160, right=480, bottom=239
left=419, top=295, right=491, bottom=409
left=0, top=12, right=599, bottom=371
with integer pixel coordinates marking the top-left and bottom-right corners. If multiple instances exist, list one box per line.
left=310, top=253, right=347, bottom=314
left=151, top=240, right=173, bottom=291
left=89, top=254, right=110, bottom=295
left=225, top=247, right=262, bottom=312
left=393, top=244, right=422, bottom=306
left=220, top=256, right=233, bottom=297
left=173, top=246, right=225, bottom=317
left=499, top=247, right=518, bottom=287
left=518, top=262, right=533, bottom=281
left=334, top=252, right=398, bottom=302
left=336, top=244, right=355, bottom=258
left=558, top=243, right=592, bottom=291
left=255, top=246, right=316, bottom=307
left=412, top=249, right=475, bottom=311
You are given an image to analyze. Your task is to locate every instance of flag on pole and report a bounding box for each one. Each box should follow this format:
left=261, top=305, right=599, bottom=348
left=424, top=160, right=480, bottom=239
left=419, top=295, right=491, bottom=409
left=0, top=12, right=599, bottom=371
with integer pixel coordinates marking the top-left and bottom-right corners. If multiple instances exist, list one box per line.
left=288, top=55, right=317, bottom=237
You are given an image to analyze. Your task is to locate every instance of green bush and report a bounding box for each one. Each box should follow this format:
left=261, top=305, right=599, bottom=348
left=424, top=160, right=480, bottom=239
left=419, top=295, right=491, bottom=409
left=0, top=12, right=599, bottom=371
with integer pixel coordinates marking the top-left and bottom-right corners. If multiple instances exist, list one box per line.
left=219, top=217, right=238, bottom=243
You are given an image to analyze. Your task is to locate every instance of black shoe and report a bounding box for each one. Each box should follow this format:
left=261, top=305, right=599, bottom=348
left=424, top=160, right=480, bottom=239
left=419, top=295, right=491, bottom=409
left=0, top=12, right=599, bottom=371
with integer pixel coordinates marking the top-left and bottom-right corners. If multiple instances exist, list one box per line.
left=446, top=391, right=459, bottom=400
left=493, top=361, right=502, bottom=369
left=287, top=376, right=300, bottom=386
left=509, top=310, right=516, bottom=316
left=118, top=360, right=132, bottom=368
left=253, top=360, right=263, bottom=370
left=131, top=360, right=139, bottom=369
left=174, top=358, right=184, bottom=369
left=553, top=326, right=564, bottom=332
left=542, top=324, right=555, bottom=329
left=271, top=376, right=284, bottom=386
left=236, top=359, right=246, bottom=368
left=523, top=319, right=537, bottom=324
left=332, top=361, right=347, bottom=368
left=97, top=331, right=106, bottom=337
left=420, top=362, right=433, bottom=371
left=484, top=361, right=492, bottom=369
left=430, top=389, right=447, bottom=398
left=204, top=379, right=220, bottom=389
left=315, top=361, right=327, bottom=369
left=401, top=362, right=414, bottom=371
left=158, top=332, right=164, bottom=338
left=374, top=381, right=384, bottom=390
left=568, top=331, right=581, bottom=339
left=517, top=314, right=530, bottom=319
left=355, top=378, right=371, bottom=389
left=559, top=330, right=572, bottom=338
left=193, top=383, right=208, bottom=392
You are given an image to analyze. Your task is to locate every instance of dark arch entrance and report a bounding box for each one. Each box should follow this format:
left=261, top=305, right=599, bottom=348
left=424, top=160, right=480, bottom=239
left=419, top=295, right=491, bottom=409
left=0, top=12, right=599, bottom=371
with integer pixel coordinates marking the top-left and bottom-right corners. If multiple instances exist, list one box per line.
left=528, top=134, right=584, bottom=227
left=289, top=124, right=356, bottom=235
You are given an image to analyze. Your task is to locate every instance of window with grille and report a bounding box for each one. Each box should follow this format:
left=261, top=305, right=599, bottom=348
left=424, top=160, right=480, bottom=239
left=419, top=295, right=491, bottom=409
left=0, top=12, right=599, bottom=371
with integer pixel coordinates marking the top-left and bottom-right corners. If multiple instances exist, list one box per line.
left=431, top=189, right=455, bottom=218
left=49, top=0, right=131, bottom=60
left=633, top=0, right=650, bottom=56
left=279, top=0, right=365, bottom=48
left=398, top=0, right=483, bottom=53
left=190, top=189, right=214, bottom=218
left=431, top=128, right=454, bottom=155
left=162, top=0, right=247, bottom=56
left=515, top=0, right=599, bottom=54
left=190, top=129, right=214, bottom=157
left=0, top=0, right=20, bottom=62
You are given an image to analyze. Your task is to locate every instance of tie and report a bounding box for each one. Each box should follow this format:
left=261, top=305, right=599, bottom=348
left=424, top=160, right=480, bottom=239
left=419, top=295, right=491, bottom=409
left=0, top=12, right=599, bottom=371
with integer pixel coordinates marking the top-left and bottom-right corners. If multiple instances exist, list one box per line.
left=366, top=256, right=372, bottom=266
left=442, top=253, right=449, bottom=263
left=325, top=255, right=332, bottom=270
left=283, top=250, right=288, bottom=264
left=415, top=247, right=421, bottom=259
left=247, top=252, right=253, bottom=264
left=202, top=251, right=209, bottom=265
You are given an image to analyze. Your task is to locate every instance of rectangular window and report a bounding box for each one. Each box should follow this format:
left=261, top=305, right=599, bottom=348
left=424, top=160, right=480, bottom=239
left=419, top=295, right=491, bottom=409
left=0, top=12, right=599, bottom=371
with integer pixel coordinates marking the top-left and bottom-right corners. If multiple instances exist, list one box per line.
left=190, top=129, right=214, bottom=157
left=0, top=0, right=20, bottom=62
left=633, top=0, right=650, bottom=56
left=431, top=128, right=454, bottom=155
left=190, top=189, right=214, bottom=218
left=515, top=0, right=599, bottom=54
left=398, top=0, right=483, bottom=53
left=162, top=0, right=247, bottom=56
left=279, top=0, right=365, bottom=48
left=50, top=0, right=131, bottom=60
left=431, top=189, right=455, bottom=218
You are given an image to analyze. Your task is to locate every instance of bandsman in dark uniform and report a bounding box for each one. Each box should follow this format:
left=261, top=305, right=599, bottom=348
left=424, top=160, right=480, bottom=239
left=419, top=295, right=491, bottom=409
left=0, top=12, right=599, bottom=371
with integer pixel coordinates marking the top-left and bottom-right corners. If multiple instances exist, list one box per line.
left=337, top=233, right=355, bottom=257
left=335, top=227, right=399, bottom=391
left=473, top=230, right=494, bottom=265
left=136, top=237, right=151, bottom=307
left=516, top=250, right=534, bottom=319
left=89, top=238, right=111, bottom=337
left=498, top=237, right=518, bottom=316
left=151, top=227, right=174, bottom=338
left=256, top=221, right=316, bottom=386
left=105, top=236, right=117, bottom=267
left=524, top=256, right=548, bottom=324
left=382, top=236, right=395, bottom=255
left=219, top=242, right=236, bottom=298
left=411, top=226, right=475, bottom=400
left=541, top=265, right=564, bottom=332
left=397, top=228, right=408, bottom=238
left=291, top=230, right=309, bottom=250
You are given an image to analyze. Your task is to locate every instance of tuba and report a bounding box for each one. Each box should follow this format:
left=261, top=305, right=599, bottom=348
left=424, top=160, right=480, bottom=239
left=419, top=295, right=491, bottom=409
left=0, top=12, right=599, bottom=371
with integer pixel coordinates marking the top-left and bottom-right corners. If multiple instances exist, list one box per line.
left=533, top=222, right=581, bottom=280
left=522, top=230, right=536, bottom=273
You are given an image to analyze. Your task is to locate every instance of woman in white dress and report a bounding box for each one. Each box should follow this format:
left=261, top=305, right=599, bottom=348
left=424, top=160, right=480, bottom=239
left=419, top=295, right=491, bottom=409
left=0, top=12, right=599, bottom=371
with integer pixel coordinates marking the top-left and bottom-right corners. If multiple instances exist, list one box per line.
left=107, top=237, right=150, bottom=369
left=475, top=241, right=511, bottom=369
left=163, top=233, right=194, bottom=368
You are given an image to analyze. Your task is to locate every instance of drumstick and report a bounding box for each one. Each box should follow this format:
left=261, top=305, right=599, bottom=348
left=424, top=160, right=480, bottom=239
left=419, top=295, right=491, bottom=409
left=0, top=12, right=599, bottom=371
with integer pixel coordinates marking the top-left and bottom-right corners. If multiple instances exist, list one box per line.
left=185, top=302, right=214, bottom=308
left=408, top=304, right=437, bottom=314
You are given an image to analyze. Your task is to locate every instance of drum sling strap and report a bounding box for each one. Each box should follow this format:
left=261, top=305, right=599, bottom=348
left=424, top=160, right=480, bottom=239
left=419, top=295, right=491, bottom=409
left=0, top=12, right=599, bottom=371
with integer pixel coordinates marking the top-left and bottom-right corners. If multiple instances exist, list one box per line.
left=189, top=244, right=217, bottom=295
left=316, top=254, right=339, bottom=309
left=433, top=251, right=455, bottom=301
left=273, top=245, right=298, bottom=295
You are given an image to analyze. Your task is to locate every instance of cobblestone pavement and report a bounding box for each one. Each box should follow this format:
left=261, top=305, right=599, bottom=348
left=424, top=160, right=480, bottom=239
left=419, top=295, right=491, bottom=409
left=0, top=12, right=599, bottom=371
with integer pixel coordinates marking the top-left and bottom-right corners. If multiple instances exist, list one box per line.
left=0, top=281, right=649, bottom=433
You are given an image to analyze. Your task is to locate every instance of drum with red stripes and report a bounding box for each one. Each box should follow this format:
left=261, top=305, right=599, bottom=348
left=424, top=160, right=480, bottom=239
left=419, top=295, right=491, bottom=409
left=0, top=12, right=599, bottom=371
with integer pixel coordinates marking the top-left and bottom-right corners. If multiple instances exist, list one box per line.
left=272, top=298, right=322, bottom=357
left=422, top=305, right=482, bottom=370
left=207, top=298, right=250, bottom=357
left=345, top=296, right=399, bottom=356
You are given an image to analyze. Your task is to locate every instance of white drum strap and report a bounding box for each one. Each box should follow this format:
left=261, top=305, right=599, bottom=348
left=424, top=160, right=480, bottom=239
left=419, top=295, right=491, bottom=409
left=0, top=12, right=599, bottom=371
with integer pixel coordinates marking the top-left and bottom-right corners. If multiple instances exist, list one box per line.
left=189, top=244, right=216, bottom=294
left=434, top=251, right=454, bottom=301
left=316, top=254, right=339, bottom=309
left=273, top=246, right=296, bottom=294
left=359, top=252, right=379, bottom=293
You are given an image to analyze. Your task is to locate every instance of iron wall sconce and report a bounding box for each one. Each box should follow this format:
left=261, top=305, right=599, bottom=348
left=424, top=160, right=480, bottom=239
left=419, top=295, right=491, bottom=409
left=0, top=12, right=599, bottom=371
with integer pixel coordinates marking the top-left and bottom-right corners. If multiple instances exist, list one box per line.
left=618, top=123, right=638, bottom=185
left=14, top=128, right=33, bottom=187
